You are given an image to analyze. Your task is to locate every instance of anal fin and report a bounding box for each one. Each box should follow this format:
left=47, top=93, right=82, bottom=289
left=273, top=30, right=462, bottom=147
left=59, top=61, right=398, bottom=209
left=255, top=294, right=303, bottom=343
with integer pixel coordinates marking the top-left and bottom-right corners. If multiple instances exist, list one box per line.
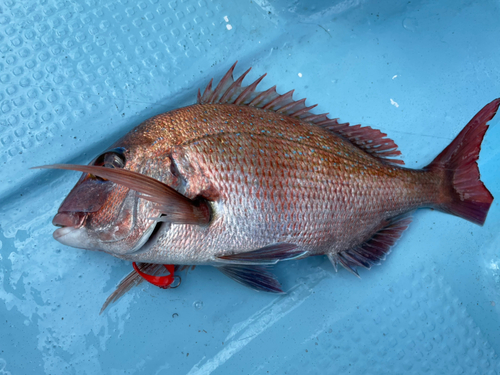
left=329, top=215, right=413, bottom=277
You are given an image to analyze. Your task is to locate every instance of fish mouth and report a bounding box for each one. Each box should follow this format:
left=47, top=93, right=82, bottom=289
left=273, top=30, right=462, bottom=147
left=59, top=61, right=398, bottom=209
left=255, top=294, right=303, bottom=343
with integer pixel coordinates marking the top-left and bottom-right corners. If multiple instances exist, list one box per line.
left=53, top=211, right=87, bottom=228
left=52, top=212, right=88, bottom=243
left=52, top=210, right=165, bottom=255
left=51, top=205, right=167, bottom=255
left=51, top=211, right=92, bottom=249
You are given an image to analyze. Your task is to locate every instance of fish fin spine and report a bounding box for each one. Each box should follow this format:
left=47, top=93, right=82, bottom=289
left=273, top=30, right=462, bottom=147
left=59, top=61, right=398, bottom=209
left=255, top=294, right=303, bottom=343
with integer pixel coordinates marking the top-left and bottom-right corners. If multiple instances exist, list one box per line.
left=426, top=98, right=500, bottom=225
left=198, top=62, right=404, bottom=166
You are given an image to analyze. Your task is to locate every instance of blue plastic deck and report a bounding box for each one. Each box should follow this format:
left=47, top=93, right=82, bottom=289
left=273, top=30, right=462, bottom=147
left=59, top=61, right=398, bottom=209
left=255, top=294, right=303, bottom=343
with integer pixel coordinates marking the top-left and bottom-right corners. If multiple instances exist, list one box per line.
left=1, top=0, right=500, bottom=374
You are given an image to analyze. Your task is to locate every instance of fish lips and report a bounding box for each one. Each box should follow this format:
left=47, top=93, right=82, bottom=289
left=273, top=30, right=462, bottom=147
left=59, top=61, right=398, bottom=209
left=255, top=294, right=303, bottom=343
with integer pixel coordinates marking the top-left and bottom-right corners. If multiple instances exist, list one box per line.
left=52, top=211, right=89, bottom=247
left=53, top=211, right=86, bottom=228
left=52, top=210, right=103, bottom=250
left=52, top=216, right=159, bottom=254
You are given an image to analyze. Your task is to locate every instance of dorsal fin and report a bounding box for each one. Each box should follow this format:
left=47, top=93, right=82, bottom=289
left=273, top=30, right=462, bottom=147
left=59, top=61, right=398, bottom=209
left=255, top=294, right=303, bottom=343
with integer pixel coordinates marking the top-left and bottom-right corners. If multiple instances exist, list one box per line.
left=198, top=61, right=404, bottom=166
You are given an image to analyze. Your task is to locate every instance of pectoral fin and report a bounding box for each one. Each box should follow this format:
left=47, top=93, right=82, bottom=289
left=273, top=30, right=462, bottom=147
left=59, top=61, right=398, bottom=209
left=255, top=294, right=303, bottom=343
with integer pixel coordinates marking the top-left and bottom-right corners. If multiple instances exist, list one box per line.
left=100, top=264, right=193, bottom=314
left=216, top=243, right=306, bottom=265
left=100, top=263, right=172, bottom=314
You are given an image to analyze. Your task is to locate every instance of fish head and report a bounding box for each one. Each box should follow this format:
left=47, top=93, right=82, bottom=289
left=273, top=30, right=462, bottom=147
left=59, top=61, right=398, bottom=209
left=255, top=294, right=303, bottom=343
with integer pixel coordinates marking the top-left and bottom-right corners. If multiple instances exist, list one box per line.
left=45, top=111, right=211, bottom=258
left=52, top=144, right=167, bottom=256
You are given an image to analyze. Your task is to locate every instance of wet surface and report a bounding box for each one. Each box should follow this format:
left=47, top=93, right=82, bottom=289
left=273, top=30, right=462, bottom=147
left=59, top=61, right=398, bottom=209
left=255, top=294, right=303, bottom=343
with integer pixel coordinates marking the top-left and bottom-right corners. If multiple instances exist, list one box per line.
left=1, top=0, right=500, bottom=373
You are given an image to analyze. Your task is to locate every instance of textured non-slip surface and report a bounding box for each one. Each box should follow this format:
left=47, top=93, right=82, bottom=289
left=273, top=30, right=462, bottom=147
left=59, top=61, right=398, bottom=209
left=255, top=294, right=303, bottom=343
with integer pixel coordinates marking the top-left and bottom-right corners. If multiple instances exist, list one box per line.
left=1, top=0, right=500, bottom=374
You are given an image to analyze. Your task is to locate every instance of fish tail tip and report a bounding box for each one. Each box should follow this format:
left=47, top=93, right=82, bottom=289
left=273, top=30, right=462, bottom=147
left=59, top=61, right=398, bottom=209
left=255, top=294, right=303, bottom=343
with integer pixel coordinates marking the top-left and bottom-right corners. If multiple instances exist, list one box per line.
left=428, top=99, right=499, bottom=225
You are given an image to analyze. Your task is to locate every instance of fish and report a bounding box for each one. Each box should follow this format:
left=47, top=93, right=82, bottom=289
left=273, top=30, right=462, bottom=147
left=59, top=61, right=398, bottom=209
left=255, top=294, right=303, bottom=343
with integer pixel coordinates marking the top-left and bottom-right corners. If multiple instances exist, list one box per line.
left=34, top=62, right=499, bottom=311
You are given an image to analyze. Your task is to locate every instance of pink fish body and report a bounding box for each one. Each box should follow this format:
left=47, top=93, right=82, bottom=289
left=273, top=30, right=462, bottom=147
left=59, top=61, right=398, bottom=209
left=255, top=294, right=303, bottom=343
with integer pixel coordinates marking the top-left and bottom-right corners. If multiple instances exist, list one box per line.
left=37, top=63, right=499, bottom=297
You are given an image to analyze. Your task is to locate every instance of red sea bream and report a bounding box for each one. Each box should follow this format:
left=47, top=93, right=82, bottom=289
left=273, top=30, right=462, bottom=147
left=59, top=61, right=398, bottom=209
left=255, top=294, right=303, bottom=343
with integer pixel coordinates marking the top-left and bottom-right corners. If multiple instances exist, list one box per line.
left=36, top=63, right=500, bottom=303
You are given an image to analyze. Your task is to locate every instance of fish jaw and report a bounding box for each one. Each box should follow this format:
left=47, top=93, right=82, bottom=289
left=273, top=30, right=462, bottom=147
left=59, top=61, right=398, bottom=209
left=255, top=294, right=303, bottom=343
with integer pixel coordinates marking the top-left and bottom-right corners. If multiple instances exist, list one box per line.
left=52, top=210, right=110, bottom=251
left=52, top=211, right=158, bottom=254
left=51, top=187, right=160, bottom=255
left=53, top=225, right=96, bottom=250
left=52, top=211, right=96, bottom=249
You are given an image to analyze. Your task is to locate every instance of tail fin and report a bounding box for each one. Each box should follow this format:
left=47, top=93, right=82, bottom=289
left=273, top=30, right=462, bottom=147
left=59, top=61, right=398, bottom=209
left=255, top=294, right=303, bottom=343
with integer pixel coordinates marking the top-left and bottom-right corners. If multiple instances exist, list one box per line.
left=426, top=98, right=500, bottom=225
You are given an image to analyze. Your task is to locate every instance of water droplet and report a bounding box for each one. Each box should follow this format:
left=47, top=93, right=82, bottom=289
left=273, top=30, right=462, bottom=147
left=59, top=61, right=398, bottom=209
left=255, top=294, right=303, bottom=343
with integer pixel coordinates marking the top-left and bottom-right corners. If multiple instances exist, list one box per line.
left=403, top=17, right=418, bottom=31
left=194, top=301, right=203, bottom=310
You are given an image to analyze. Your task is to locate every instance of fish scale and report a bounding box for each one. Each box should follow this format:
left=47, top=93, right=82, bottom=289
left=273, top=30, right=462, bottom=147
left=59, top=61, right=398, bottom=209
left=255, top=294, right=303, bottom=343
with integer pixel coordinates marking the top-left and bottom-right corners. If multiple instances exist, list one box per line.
left=37, top=63, right=498, bottom=302
left=111, top=103, right=442, bottom=265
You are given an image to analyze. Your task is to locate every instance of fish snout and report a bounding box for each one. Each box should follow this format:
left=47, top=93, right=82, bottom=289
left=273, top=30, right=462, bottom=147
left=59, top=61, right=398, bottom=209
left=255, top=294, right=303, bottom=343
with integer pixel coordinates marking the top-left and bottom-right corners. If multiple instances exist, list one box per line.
left=52, top=211, right=86, bottom=228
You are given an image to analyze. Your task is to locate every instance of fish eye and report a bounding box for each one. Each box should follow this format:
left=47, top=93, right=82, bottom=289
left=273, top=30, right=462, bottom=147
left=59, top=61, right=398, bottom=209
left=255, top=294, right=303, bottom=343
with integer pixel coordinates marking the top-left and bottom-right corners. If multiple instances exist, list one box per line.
left=94, top=147, right=127, bottom=169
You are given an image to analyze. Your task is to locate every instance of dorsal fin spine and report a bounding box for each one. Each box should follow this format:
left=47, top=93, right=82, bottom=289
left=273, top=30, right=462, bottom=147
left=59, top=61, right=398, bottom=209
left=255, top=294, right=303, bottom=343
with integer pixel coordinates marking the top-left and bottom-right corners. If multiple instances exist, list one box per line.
left=208, top=61, right=237, bottom=103
left=278, top=97, right=306, bottom=114
left=248, top=85, right=277, bottom=107
left=262, top=90, right=294, bottom=110
left=201, top=78, right=213, bottom=102
left=290, top=104, right=318, bottom=117
left=198, top=62, right=404, bottom=166
left=234, top=73, right=267, bottom=105
left=304, top=113, right=329, bottom=122
left=219, top=67, right=251, bottom=104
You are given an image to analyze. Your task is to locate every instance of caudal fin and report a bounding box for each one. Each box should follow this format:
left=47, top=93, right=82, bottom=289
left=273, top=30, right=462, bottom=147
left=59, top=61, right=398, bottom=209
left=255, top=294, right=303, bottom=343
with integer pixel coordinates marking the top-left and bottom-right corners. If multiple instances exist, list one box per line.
left=426, top=98, right=500, bottom=225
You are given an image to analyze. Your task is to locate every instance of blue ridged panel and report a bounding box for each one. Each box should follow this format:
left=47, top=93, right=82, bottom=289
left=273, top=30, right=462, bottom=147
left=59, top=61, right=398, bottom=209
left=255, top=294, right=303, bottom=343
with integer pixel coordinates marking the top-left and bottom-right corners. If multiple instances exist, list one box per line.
left=1, top=0, right=499, bottom=374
